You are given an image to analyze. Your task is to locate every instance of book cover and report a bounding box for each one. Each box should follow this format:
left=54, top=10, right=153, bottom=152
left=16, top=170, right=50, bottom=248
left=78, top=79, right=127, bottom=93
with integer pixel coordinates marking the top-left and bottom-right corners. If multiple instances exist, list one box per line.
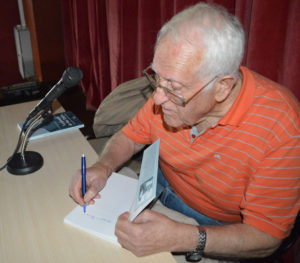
left=64, top=139, right=160, bottom=246
left=18, top=111, right=84, bottom=141
left=129, top=139, right=160, bottom=221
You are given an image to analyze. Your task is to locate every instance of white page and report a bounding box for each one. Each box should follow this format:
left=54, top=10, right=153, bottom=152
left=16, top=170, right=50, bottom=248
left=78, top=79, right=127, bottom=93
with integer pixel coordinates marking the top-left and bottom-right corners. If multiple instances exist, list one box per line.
left=64, top=139, right=160, bottom=245
left=64, top=172, right=138, bottom=245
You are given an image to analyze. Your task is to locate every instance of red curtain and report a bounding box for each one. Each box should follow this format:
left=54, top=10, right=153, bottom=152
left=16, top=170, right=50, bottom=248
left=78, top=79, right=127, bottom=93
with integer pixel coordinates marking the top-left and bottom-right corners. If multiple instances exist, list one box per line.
left=61, top=0, right=300, bottom=111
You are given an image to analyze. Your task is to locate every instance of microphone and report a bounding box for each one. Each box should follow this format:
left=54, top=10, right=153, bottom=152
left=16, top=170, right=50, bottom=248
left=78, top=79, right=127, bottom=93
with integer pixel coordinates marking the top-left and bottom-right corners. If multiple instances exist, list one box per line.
left=27, top=66, right=83, bottom=120
left=6, top=66, right=83, bottom=176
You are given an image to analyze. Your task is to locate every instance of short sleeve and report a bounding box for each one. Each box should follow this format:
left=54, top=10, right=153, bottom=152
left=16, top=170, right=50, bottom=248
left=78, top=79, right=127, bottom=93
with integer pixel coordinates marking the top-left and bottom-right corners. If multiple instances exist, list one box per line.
left=241, top=137, right=300, bottom=239
left=122, top=96, right=156, bottom=145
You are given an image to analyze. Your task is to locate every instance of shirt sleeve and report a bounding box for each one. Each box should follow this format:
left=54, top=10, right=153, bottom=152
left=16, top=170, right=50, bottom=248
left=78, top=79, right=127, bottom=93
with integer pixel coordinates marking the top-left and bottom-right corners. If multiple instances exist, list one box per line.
left=241, top=137, right=300, bottom=239
left=122, top=96, right=155, bottom=145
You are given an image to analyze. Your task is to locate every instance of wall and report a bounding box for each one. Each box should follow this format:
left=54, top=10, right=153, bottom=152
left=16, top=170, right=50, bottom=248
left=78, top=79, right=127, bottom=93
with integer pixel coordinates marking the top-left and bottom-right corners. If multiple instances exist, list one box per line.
left=23, top=0, right=66, bottom=82
left=0, top=0, right=66, bottom=88
left=0, top=0, right=24, bottom=87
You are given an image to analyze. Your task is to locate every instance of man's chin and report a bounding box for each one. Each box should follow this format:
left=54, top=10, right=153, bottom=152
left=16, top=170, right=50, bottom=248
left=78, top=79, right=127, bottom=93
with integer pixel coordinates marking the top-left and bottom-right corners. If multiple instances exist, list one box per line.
left=162, top=116, right=183, bottom=128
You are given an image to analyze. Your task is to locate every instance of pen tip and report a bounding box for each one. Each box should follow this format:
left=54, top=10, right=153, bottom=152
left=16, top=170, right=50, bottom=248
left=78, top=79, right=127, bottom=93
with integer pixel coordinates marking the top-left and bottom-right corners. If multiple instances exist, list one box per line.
left=82, top=154, right=85, bottom=157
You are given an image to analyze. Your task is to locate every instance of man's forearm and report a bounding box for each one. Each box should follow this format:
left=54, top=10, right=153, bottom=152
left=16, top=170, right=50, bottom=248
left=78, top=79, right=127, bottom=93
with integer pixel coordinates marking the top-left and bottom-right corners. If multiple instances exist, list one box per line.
left=203, top=223, right=281, bottom=259
left=97, top=130, right=145, bottom=172
left=172, top=222, right=281, bottom=259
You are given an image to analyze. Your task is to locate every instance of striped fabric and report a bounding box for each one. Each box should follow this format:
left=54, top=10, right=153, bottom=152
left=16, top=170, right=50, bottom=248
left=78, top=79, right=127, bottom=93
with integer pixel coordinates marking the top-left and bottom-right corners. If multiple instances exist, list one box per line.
left=122, top=66, right=300, bottom=239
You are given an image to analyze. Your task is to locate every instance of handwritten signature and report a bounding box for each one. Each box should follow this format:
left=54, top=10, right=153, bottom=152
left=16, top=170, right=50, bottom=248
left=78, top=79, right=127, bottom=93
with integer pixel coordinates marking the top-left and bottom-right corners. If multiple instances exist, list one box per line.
left=85, top=213, right=112, bottom=224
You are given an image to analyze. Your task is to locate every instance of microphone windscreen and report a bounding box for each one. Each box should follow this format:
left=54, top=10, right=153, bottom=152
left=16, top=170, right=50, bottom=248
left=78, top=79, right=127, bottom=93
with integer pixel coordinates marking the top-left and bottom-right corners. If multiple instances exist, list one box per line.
left=62, top=67, right=83, bottom=87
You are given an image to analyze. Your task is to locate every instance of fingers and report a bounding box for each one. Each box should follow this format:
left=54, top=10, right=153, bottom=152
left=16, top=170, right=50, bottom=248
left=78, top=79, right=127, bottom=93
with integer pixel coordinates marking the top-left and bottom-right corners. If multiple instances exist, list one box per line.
left=69, top=169, right=84, bottom=205
left=115, top=210, right=179, bottom=257
left=115, top=211, right=157, bottom=256
left=133, top=209, right=155, bottom=223
left=69, top=165, right=108, bottom=206
left=118, top=212, right=130, bottom=226
left=115, top=212, right=134, bottom=238
left=83, top=186, right=101, bottom=204
left=115, top=212, right=143, bottom=254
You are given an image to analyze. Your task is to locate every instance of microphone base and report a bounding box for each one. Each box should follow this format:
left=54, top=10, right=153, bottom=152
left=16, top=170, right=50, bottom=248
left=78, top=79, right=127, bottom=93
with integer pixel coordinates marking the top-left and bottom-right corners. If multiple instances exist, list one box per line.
left=7, top=151, right=43, bottom=175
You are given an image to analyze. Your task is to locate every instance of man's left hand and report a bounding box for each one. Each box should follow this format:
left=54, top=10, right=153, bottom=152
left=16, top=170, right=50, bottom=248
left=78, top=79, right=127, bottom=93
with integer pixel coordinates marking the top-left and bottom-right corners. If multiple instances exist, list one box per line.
left=115, top=209, right=197, bottom=257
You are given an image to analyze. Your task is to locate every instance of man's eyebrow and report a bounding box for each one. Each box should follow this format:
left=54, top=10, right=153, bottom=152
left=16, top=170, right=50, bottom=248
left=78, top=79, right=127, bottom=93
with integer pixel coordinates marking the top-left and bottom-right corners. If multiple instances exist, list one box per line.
left=166, top=78, right=187, bottom=88
left=151, top=65, right=188, bottom=88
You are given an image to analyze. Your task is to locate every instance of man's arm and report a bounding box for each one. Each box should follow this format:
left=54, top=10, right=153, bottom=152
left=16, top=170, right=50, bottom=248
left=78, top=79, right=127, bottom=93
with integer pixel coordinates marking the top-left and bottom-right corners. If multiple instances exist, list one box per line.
left=98, top=130, right=146, bottom=172
left=204, top=222, right=281, bottom=258
left=115, top=210, right=282, bottom=259
left=69, top=130, right=146, bottom=205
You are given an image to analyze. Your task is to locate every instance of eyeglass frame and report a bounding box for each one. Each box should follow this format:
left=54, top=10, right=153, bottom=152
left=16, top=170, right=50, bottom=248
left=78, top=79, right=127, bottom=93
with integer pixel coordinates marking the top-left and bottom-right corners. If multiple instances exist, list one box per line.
left=143, top=65, right=218, bottom=107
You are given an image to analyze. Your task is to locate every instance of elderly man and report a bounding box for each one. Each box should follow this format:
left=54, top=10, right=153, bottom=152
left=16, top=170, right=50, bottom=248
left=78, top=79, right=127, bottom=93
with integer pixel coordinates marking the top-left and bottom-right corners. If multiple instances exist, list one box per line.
left=69, top=2, right=300, bottom=261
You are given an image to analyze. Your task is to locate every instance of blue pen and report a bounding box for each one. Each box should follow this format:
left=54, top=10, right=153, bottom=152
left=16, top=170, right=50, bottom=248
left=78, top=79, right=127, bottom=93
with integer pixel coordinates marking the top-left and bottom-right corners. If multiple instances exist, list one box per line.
left=81, top=154, right=86, bottom=213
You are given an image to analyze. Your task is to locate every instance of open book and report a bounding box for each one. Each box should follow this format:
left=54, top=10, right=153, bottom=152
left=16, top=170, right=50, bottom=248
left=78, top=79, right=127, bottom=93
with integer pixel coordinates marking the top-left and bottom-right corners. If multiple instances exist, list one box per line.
left=64, top=139, right=160, bottom=245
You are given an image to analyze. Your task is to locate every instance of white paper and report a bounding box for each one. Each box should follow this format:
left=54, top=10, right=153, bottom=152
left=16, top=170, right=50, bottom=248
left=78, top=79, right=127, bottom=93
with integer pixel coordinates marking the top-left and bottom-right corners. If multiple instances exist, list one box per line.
left=64, top=173, right=138, bottom=245
left=64, top=139, right=160, bottom=245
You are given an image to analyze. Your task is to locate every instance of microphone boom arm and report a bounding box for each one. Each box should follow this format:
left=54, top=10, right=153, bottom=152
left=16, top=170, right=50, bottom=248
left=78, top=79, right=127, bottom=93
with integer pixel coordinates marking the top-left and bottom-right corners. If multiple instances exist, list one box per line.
left=20, top=113, right=43, bottom=159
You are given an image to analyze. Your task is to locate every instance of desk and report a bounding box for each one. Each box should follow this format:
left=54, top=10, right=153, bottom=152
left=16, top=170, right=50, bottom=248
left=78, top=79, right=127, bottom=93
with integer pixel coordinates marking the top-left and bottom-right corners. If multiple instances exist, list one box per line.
left=0, top=101, right=176, bottom=263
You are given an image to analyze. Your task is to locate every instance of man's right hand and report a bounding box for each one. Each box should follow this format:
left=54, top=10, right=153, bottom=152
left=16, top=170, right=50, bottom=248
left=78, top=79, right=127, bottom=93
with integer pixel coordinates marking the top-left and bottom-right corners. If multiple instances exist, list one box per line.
left=68, top=162, right=112, bottom=206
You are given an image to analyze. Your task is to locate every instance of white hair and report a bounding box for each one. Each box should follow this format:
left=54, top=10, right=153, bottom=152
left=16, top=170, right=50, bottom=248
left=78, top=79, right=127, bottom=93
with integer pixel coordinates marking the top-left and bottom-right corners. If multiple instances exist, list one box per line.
left=155, top=3, right=245, bottom=81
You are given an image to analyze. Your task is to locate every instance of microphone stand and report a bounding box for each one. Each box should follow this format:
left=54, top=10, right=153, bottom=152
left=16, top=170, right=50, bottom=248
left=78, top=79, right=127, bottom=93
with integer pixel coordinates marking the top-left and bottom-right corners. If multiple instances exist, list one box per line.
left=5, top=67, right=83, bottom=175
left=6, top=110, right=52, bottom=175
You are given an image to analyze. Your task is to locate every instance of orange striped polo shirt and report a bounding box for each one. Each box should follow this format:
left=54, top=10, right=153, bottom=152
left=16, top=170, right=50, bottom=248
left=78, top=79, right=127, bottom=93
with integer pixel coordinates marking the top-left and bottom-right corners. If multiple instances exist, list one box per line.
left=122, top=66, right=300, bottom=239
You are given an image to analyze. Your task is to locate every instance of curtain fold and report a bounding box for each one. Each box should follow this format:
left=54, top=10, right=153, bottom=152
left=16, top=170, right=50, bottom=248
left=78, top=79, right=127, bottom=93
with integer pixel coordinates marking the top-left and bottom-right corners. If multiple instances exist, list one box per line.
left=61, top=0, right=300, bottom=111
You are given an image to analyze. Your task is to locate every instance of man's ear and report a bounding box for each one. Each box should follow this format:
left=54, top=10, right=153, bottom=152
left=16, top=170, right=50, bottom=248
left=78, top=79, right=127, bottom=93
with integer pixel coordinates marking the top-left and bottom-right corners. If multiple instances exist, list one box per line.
left=214, top=75, right=236, bottom=102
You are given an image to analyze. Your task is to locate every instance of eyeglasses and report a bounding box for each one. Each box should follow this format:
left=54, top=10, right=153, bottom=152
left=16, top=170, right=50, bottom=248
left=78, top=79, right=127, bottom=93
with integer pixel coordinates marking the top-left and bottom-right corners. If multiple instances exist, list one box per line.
left=143, top=65, right=217, bottom=107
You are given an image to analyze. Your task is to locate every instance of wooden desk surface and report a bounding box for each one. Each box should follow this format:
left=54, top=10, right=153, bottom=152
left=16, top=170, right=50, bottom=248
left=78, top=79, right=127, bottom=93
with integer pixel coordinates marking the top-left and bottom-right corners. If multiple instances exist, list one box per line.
left=0, top=101, right=176, bottom=263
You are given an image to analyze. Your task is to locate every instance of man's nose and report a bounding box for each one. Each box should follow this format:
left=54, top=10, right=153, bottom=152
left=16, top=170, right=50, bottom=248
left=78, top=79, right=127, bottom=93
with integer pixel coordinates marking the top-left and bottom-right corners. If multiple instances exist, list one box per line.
left=153, top=87, right=169, bottom=105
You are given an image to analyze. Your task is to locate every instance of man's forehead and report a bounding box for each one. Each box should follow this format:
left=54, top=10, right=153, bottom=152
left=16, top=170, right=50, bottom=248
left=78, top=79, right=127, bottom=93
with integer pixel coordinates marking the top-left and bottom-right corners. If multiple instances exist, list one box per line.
left=153, top=36, right=204, bottom=82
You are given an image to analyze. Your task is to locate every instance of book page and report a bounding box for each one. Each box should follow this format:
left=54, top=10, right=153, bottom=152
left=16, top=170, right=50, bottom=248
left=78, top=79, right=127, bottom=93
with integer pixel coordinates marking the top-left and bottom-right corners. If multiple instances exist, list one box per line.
left=64, top=139, right=160, bottom=245
left=64, top=173, right=138, bottom=245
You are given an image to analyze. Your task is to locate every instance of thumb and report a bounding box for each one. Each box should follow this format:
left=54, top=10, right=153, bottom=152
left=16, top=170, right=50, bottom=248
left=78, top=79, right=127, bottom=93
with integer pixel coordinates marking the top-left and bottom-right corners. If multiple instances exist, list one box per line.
left=133, top=209, right=155, bottom=223
left=83, top=186, right=99, bottom=204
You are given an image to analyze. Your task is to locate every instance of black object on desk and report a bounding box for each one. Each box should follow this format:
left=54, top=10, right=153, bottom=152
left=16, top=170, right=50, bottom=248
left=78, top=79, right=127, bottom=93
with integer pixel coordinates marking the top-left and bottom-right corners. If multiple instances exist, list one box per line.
left=6, top=66, right=83, bottom=175
left=0, top=81, right=44, bottom=107
left=7, top=151, right=44, bottom=175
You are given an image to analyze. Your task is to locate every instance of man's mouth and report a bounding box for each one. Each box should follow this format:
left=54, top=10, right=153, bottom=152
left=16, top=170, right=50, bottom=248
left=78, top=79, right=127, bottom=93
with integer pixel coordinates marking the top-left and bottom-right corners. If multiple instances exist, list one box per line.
left=162, top=108, right=173, bottom=114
